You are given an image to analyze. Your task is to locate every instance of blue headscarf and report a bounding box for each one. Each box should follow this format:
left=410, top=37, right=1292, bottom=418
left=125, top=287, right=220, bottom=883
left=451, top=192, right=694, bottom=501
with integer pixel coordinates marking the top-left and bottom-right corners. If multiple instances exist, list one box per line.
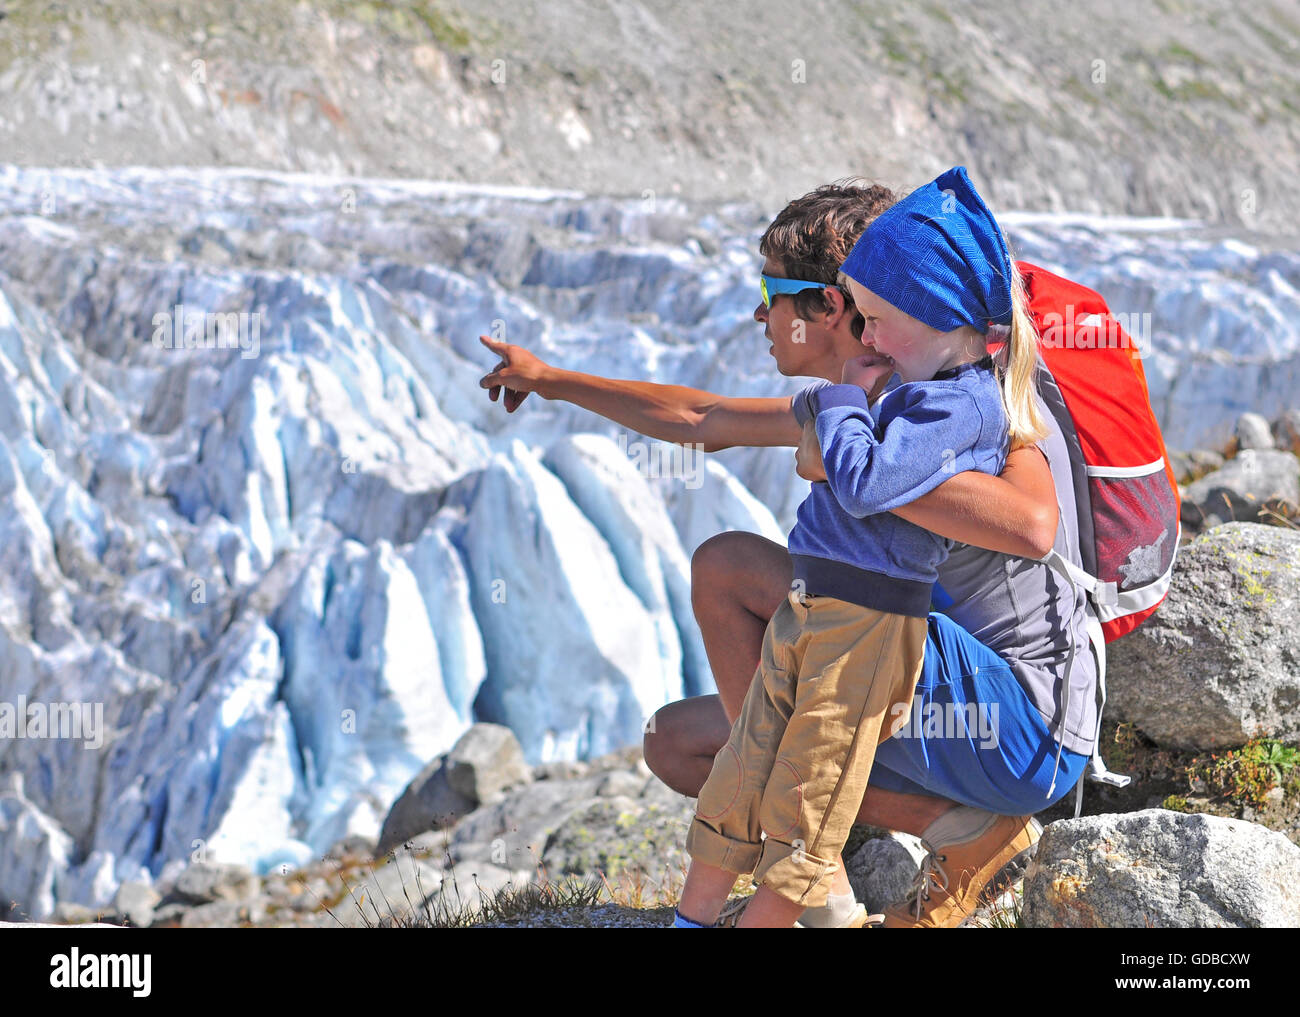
left=839, top=166, right=1013, bottom=333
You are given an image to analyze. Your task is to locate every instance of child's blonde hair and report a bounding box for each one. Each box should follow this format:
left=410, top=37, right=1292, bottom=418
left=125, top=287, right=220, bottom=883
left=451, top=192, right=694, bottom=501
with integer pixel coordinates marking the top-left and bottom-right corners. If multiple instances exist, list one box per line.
left=997, top=260, right=1049, bottom=450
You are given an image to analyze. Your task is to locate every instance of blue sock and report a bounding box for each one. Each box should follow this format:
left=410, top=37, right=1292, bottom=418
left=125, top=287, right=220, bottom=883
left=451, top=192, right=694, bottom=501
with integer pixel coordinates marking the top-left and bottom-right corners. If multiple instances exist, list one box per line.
left=673, top=908, right=710, bottom=928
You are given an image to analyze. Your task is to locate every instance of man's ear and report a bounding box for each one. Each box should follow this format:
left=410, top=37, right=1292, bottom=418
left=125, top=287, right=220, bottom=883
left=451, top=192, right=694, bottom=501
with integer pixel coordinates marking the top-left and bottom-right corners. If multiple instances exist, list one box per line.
left=821, top=285, right=855, bottom=329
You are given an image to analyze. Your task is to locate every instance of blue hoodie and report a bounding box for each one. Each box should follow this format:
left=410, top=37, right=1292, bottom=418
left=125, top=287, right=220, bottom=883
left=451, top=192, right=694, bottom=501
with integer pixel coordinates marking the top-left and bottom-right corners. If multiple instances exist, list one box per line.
left=788, top=358, right=1008, bottom=618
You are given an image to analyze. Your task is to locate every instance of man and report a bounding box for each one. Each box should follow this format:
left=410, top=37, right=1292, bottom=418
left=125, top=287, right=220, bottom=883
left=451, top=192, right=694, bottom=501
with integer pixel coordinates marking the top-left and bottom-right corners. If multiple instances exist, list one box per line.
left=478, top=181, right=1096, bottom=927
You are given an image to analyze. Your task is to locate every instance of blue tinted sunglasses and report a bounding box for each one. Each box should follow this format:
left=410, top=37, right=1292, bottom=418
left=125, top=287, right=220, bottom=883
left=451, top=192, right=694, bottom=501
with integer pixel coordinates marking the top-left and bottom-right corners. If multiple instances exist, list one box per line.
left=760, top=273, right=828, bottom=308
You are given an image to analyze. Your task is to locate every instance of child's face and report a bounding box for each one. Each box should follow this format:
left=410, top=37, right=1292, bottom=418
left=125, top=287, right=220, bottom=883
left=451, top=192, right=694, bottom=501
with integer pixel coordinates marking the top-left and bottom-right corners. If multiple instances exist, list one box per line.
left=843, top=278, right=943, bottom=383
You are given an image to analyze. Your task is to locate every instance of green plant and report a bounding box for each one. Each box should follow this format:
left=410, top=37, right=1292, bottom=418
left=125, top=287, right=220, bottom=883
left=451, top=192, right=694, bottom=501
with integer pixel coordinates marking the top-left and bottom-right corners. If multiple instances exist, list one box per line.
left=1184, top=738, right=1300, bottom=811
left=1254, top=740, right=1300, bottom=783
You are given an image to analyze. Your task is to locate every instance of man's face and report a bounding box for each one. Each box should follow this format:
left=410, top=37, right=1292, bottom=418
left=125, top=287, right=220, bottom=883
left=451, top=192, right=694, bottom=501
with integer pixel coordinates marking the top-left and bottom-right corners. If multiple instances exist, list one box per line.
left=754, top=256, right=829, bottom=376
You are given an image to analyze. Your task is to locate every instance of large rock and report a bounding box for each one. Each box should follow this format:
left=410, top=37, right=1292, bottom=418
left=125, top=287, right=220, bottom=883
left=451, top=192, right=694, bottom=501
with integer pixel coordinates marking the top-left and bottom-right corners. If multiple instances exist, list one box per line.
left=376, top=757, right=475, bottom=857
left=844, top=833, right=925, bottom=913
left=1108, top=522, right=1300, bottom=749
left=445, top=723, right=533, bottom=806
left=1181, top=449, right=1300, bottom=527
left=1021, top=810, right=1300, bottom=928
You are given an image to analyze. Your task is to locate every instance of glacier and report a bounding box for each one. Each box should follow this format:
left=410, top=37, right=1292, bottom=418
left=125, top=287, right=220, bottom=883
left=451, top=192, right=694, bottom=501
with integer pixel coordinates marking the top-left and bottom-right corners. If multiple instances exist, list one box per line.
left=0, top=165, right=1296, bottom=918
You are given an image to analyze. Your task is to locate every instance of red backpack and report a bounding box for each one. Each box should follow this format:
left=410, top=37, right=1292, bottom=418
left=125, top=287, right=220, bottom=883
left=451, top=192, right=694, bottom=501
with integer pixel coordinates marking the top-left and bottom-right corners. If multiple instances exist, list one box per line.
left=1016, top=261, right=1180, bottom=642
left=998, top=262, right=1181, bottom=805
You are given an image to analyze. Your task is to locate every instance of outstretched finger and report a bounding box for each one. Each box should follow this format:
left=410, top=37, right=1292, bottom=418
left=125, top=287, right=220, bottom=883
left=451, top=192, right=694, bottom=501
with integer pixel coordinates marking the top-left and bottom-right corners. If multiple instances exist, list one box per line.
left=479, top=334, right=509, bottom=356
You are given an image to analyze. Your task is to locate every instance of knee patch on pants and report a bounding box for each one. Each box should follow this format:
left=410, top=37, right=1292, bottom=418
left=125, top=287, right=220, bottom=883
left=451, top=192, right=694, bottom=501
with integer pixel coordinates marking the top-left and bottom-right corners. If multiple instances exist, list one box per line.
left=696, top=744, right=743, bottom=820
left=758, top=758, right=804, bottom=840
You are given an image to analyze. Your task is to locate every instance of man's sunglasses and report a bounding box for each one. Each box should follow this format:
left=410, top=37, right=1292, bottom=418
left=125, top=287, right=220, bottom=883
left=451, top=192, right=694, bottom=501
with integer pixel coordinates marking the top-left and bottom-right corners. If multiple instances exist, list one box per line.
left=760, top=273, right=829, bottom=309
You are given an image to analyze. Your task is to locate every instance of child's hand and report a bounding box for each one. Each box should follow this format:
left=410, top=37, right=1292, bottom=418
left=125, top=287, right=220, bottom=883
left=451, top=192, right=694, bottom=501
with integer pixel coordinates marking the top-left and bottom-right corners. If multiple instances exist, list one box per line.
left=796, top=420, right=827, bottom=483
left=841, top=354, right=895, bottom=400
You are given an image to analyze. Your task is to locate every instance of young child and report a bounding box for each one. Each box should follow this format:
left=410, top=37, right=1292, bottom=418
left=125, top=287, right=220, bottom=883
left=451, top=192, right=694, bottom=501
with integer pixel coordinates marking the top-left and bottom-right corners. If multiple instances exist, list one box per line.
left=674, top=166, right=1049, bottom=928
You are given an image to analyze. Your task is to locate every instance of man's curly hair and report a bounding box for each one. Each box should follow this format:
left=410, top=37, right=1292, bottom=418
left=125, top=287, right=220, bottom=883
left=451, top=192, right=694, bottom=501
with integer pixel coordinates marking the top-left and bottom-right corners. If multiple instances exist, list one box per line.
left=759, top=180, right=897, bottom=331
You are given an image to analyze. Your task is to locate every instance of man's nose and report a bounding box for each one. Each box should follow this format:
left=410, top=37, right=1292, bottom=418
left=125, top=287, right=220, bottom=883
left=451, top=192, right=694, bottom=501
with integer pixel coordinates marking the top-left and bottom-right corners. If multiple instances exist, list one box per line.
left=753, top=301, right=768, bottom=323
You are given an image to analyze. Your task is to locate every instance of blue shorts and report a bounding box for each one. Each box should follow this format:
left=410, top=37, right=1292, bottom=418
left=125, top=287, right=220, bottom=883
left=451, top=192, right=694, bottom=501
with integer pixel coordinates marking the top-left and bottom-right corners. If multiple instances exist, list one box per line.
left=868, top=612, right=1089, bottom=816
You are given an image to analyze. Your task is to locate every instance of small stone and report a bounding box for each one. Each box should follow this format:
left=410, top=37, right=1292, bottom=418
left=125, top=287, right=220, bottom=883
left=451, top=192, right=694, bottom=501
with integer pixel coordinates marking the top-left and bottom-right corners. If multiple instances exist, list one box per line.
left=178, top=897, right=267, bottom=928
left=1274, top=409, right=1300, bottom=456
left=171, top=862, right=260, bottom=905
left=1234, top=412, right=1276, bottom=451
left=533, top=760, right=590, bottom=781
left=844, top=833, right=922, bottom=913
left=148, top=903, right=191, bottom=927
left=596, top=771, right=646, bottom=798
left=52, top=902, right=102, bottom=925
left=324, top=834, right=377, bottom=862
left=1181, top=449, right=1300, bottom=527
left=112, top=881, right=161, bottom=927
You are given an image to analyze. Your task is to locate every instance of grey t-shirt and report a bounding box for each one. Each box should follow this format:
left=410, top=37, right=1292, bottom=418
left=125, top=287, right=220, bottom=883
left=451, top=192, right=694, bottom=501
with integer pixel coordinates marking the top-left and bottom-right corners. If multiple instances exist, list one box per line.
left=792, top=379, right=1098, bottom=755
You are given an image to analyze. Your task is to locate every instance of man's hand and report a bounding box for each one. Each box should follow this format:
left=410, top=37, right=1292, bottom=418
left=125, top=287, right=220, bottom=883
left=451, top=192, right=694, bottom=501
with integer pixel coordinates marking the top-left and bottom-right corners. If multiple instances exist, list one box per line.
left=840, top=353, right=895, bottom=399
left=796, top=420, right=827, bottom=483
left=478, top=335, right=553, bottom=413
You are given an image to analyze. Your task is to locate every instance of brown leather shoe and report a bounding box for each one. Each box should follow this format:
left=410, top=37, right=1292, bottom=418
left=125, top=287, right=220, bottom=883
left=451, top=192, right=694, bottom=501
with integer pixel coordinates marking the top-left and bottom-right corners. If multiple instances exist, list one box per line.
left=883, top=810, right=1042, bottom=928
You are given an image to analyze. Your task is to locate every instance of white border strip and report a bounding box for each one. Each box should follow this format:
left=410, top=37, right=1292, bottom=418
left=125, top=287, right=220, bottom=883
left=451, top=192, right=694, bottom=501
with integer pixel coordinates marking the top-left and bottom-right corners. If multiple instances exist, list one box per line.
left=1085, top=457, right=1166, bottom=479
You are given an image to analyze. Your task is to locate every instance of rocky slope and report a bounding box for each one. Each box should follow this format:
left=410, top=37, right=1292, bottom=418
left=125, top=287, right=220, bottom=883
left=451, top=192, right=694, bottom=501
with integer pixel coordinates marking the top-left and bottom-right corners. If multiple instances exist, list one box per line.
left=1, top=1, right=1298, bottom=232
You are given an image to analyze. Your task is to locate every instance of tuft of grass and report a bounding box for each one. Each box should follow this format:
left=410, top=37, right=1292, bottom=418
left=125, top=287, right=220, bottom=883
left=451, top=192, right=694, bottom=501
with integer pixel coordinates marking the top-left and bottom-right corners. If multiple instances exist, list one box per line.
left=964, top=883, right=1024, bottom=929
left=1185, top=738, right=1300, bottom=811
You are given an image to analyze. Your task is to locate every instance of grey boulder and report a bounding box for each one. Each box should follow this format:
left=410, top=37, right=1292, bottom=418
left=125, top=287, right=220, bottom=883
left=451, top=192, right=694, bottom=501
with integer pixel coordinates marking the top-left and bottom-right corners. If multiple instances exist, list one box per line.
left=445, top=723, right=533, bottom=805
left=1108, top=522, right=1300, bottom=749
left=376, top=757, right=474, bottom=857
left=1021, top=810, right=1300, bottom=928
left=844, top=833, right=925, bottom=914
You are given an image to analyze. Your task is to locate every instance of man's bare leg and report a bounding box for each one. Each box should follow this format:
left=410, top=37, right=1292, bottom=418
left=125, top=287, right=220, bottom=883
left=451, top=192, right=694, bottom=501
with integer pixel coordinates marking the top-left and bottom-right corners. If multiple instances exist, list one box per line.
left=645, top=693, right=955, bottom=836
left=645, top=531, right=959, bottom=906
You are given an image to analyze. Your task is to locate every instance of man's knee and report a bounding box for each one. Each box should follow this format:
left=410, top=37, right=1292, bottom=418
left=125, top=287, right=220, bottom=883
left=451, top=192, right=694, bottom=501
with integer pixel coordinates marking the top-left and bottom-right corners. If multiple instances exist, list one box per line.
left=757, top=757, right=805, bottom=842
left=690, top=531, right=747, bottom=603
left=690, top=531, right=791, bottom=614
left=642, top=702, right=675, bottom=783
left=643, top=695, right=730, bottom=798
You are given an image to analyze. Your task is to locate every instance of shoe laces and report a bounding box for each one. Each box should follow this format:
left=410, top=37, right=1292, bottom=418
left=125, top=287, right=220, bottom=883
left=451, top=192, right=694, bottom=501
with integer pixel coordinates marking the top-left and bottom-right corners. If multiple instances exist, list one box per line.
left=714, top=895, right=751, bottom=928
left=902, top=844, right=949, bottom=921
